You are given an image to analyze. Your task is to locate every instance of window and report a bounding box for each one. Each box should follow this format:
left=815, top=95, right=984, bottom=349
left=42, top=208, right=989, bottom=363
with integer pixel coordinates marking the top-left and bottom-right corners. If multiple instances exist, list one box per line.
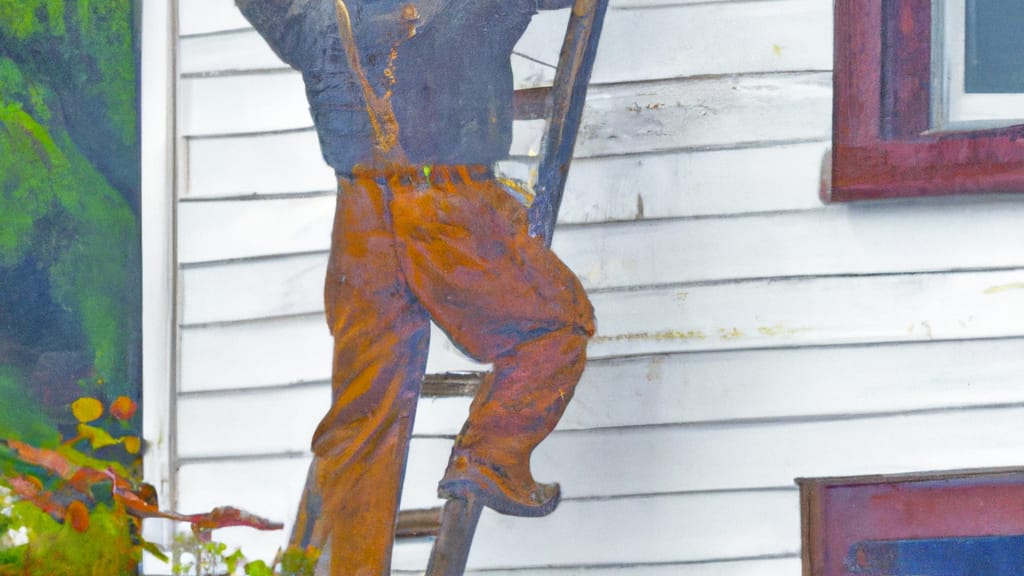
left=827, top=0, right=1024, bottom=202
left=935, top=0, right=1024, bottom=129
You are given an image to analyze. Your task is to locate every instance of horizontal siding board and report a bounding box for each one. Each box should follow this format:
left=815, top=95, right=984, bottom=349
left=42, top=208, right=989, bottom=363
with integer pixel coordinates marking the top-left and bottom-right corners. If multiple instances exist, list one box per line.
left=398, top=405, right=1024, bottom=502
left=181, top=253, right=327, bottom=325
left=176, top=390, right=1024, bottom=507
left=177, top=385, right=470, bottom=459
left=179, top=30, right=283, bottom=75
left=395, top=492, right=801, bottom=570
left=181, top=196, right=1024, bottom=320
left=179, top=72, right=833, bottom=160
left=179, top=319, right=485, bottom=393
left=533, top=405, right=1024, bottom=498
left=179, top=0, right=832, bottom=86
left=178, top=269, right=1024, bottom=391
left=175, top=405, right=1024, bottom=563
left=560, top=196, right=1024, bottom=290
left=178, top=0, right=249, bottom=36
left=179, top=72, right=312, bottom=137
left=177, top=338, right=1024, bottom=457
left=557, top=141, right=829, bottom=223
left=177, top=457, right=800, bottom=570
left=185, top=132, right=336, bottom=198
left=549, top=0, right=831, bottom=85
left=590, top=269, right=1024, bottom=357
left=177, top=195, right=335, bottom=265
left=456, top=557, right=803, bottom=576
left=185, top=136, right=829, bottom=223
left=177, top=385, right=329, bottom=459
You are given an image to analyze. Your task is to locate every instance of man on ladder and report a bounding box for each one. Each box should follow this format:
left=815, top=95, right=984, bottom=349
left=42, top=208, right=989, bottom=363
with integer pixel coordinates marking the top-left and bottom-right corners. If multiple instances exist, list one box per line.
left=236, top=1, right=596, bottom=574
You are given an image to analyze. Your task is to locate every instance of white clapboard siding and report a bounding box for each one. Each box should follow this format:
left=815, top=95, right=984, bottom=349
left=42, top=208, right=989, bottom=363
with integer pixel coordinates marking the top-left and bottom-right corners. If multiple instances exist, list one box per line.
left=185, top=133, right=337, bottom=198
left=556, top=142, right=831, bottom=222
left=185, top=137, right=830, bottom=224
left=176, top=338, right=1024, bottom=457
left=177, top=195, right=335, bottom=264
left=590, top=269, right=1024, bottom=357
left=403, top=492, right=801, bottom=570
left=179, top=30, right=284, bottom=76
left=176, top=458, right=800, bottom=570
left=517, top=0, right=831, bottom=85
left=179, top=319, right=485, bottom=393
left=394, top=403, right=1024, bottom=506
left=178, top=268, right=1024, bottom=392
left=177, top=0, right=250, bottom=36
left=179, top=0, right=831, bottom=88
left=176, top=403, right=1024, bottom=565
left=179, top=196, right=1024, bottom=322
left=178, top=401, right=1024, bottom=528
left=184, top=404, right=1024, bottom=508
left=180, top=72, right=833, bottom=160
left=453, top=557, right=803, bottom=576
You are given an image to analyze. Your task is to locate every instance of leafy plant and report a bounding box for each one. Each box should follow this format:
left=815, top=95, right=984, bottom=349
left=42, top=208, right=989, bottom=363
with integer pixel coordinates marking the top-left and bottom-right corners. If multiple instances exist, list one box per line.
left=0, top=394, right=296, bottom=575
left=169, top=533, right=320, bottom=576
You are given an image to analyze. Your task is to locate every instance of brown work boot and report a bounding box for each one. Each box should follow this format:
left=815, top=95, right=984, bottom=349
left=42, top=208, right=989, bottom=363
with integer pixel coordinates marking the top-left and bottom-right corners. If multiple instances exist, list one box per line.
left=437, top=451, right=560, bottom=517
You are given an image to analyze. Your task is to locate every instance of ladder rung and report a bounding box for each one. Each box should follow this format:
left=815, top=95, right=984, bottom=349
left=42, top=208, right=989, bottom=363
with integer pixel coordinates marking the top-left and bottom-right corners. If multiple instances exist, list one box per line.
left=421, top=371, right=484, bottom=398
left=513, top=86, right=551, bottom=121
left=396, top=507, right=443, bottom=539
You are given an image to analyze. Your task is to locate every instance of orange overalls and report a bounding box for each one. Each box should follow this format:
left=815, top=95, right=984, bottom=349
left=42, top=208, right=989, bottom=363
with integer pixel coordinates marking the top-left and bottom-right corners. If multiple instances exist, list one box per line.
left=301, top=163, right=593, bottom=574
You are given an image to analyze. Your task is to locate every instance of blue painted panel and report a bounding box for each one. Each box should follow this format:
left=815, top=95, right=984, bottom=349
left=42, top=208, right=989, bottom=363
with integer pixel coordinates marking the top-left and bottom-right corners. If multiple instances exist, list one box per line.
left=848, top=535, right=1024, bottom=575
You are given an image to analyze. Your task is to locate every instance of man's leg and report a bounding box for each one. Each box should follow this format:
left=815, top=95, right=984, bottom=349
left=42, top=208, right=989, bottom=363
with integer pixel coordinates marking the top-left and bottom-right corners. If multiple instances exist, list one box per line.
left=311, top=175, right=431, bottom=575
left=388, top=167, right=595, bottom=516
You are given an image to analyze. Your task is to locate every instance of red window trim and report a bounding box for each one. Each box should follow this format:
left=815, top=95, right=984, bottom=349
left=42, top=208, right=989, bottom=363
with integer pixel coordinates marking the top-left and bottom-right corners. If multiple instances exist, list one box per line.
left=827, top=0, right=1024, bottom=202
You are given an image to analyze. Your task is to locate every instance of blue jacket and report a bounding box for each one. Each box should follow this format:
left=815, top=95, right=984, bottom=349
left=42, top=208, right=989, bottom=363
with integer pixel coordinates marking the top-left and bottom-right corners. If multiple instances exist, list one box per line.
left=236, top=0, right=542, bottom=173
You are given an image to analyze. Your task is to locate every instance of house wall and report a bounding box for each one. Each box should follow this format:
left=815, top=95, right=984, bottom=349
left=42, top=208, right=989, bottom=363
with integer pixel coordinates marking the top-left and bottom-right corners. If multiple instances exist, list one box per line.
left=171, top=0, right=1024, bottom=574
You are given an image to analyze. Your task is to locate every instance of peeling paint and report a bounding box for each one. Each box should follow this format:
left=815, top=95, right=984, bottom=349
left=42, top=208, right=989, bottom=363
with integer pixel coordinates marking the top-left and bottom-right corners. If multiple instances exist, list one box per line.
left=718, top=327, right=743, bottom=340
left=594, top=329, right=706, bottom=343
left=984, top=283, right=1024, bottom=295
left=757, top=324, right=807, bottom=338
left=907, top=321, right=935, bottom=339
left=645, top=355, right=665, bottom=383
left=920, top=321, right=934, bottom=339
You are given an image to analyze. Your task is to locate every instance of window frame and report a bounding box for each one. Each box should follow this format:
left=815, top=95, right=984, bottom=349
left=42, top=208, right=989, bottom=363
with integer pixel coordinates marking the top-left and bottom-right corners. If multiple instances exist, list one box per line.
left=827, top=0, right=1024, bottom=202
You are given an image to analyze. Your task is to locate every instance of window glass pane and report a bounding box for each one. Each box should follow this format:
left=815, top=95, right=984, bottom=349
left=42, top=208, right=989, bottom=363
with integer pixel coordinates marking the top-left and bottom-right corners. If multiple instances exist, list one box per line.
left=965, top=0, right=1024, bottom=93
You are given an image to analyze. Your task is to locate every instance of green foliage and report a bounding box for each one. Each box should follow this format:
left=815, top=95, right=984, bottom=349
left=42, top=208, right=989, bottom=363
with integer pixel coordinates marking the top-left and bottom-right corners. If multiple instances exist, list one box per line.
left=170, top=534, right=322, bottom=576
left=172, top=533, right=247, bottom=576
left=0, top=394, right=141, bottom=575
left=4, top=500, right=139, bottom=576
left=0, top=50, right=140, bottom=397
left=243, top=546, right=321, bottom=576
left=0, top=368, right=60, bottom=448
left=0, top=0, right=66, bottom=39
left=0, top=0, right=141, bottom=400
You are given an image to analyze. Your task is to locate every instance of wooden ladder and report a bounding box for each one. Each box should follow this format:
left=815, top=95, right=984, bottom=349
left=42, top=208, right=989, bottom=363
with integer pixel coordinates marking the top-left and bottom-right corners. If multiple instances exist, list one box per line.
left=424, top=1, right=610, bottom=573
